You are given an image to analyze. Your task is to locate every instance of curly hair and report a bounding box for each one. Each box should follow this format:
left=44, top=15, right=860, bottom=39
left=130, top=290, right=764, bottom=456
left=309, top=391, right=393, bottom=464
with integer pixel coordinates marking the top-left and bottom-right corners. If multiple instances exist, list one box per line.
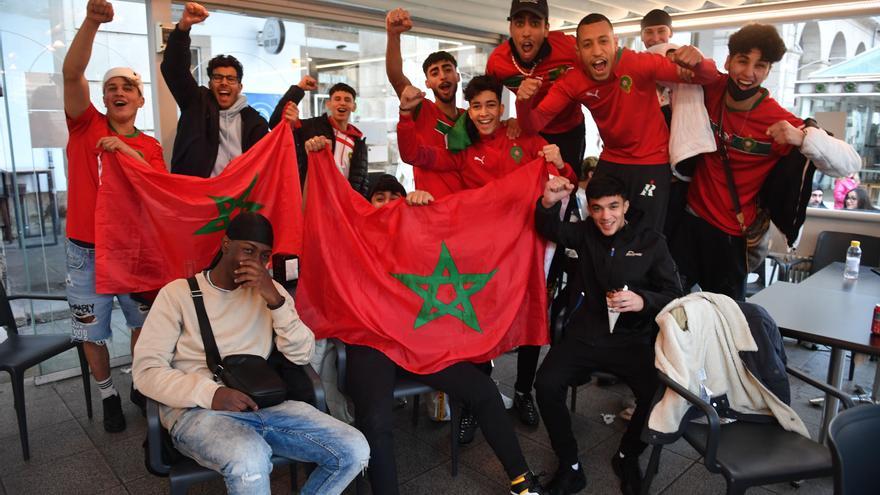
left=728, top=24, right=787, bottom=63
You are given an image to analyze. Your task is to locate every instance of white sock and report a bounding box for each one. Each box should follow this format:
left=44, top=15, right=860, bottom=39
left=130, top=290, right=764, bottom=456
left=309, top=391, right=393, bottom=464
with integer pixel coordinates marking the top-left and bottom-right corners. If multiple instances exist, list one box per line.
left=571, top=462, right=579, bottom=470
left=97, top=377, right=118, bottom=400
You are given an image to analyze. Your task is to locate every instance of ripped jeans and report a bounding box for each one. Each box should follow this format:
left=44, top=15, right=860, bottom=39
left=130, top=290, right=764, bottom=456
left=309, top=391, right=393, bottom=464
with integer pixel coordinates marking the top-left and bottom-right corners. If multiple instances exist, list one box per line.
left=170, top=400, right=370, bottom=495
left=65, top=239, right=149, bottom=343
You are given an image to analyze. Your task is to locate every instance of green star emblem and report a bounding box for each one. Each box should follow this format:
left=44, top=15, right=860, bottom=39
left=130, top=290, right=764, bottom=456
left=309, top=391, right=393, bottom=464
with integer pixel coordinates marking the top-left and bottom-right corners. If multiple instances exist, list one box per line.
left=194, top=175, right=264, bottom=235
left=510, top=145, right=524, bottom=163
left=392, top=242, right=497, bottom=333
left=620, top=75, right=633, bottom=93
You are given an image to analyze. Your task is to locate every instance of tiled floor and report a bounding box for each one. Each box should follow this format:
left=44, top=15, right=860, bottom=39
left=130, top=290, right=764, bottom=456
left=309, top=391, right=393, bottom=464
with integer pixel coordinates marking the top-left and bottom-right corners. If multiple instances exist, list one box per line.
left=0, top=340, right=874, bottom=494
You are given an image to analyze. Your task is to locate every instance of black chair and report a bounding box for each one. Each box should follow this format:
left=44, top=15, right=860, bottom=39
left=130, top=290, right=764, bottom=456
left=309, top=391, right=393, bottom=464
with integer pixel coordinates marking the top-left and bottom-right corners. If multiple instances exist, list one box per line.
left=773, top=230, right=880, bottom=282
left=332, top=339, right=460, bottom=477
left=0, top=282, right=91, bottom=460
left=144, top=365, right=326, bottom=495
left=641, top=366, right=855, bottom=495
left=828, top=404, right=880, bottom=495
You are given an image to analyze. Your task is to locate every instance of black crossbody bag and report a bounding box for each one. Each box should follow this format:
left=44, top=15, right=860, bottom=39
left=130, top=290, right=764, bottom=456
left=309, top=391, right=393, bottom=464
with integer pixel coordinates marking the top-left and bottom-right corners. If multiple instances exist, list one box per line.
left=187, top=276, right=287, bottom=409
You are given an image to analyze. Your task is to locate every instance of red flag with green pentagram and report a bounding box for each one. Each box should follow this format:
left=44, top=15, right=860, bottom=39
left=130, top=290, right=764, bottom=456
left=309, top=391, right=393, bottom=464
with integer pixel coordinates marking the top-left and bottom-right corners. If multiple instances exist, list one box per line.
left=93, top=121, right=302, bottom=294
left=296, top=149, right=550, bottom=374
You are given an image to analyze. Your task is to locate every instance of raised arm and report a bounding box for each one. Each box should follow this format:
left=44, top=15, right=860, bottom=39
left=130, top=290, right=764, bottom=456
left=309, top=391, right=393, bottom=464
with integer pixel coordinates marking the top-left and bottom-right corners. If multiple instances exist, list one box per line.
left=397, top=86, right=463, bottom=172
left=650, top=46, right=719, bottom=85
left=268, top=75, right=315, bottom=129
left=516, top=72, right=578, bottom=134
left=535, top=175, right=585, bottom=248
left=63, top=0, right=114, bottom=119
left=385, top=8, right=414, bottom=97
left=160, top=2, right=209, bottom=109
left=766, top=121, right=861, bottom=178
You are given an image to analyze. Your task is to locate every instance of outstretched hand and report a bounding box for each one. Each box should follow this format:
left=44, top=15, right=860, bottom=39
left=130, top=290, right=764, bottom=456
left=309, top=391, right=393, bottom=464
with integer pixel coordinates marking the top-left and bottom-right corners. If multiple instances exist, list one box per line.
left=386, top=8, right=413, bottom=35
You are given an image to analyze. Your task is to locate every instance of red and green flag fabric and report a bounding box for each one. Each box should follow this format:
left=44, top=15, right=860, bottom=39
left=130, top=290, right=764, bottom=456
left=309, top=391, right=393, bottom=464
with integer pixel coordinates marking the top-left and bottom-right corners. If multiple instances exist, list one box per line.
left=295, top=149, right=550, bottom=374
left=94, top=121, right=302, bottom=294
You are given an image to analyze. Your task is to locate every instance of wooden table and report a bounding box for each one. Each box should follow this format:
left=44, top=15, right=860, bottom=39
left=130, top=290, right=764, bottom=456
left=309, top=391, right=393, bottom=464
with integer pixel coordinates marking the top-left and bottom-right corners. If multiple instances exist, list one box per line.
left=749, top=280, right=879, bottom=442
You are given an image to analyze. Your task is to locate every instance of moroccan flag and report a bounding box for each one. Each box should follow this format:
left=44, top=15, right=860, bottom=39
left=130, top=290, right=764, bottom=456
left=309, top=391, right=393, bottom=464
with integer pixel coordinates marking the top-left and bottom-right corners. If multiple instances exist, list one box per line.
left=94, top=121, right=302, bottom=294
left=296, top=149, right=550, bottom=374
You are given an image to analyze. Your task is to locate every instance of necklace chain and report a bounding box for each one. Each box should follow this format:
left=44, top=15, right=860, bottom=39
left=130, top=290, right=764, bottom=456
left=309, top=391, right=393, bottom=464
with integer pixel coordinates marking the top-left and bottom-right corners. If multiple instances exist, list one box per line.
left=510, top=53, right=537, bottom=78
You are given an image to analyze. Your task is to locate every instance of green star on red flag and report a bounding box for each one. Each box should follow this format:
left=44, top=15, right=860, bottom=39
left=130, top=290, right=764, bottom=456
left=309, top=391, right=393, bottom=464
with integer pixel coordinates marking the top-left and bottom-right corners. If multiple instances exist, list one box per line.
left=392, top=242, right=497, bottom=333
left=194, top=175, right=264, bottom=235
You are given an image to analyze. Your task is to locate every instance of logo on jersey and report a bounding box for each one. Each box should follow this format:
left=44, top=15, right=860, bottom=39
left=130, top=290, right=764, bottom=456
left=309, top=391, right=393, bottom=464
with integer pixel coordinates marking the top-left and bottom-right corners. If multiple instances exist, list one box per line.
left=640, top=180, right=656, bottom=197
left=474, top=155, right=486, bottom=165
left=584, top=89, right=600, bottom=99
left=620, top=75, right=633, bottom=94
left=510, top=145, right=524, bottom=163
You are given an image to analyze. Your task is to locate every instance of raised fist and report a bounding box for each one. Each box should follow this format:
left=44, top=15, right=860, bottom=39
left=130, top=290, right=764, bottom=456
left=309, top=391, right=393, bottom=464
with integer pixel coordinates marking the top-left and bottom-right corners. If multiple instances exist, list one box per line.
left=86, top=0, right=114, bottom=24
left=399, top=85, right=425, bottom=112
left=297, top=74, right=318, bottom=91
left=178, top=2, right=209, bottom=31
left=516, top=77, right=542, bottom=102
left=386, top=8, right=413, bottom=36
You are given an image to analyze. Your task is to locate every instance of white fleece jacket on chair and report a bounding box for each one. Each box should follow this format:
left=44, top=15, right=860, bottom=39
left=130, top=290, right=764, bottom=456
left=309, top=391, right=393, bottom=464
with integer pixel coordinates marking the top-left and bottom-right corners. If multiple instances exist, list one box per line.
left=649, top=43, right=717, bottom=173
left=649, top=292, right=809, bottom=438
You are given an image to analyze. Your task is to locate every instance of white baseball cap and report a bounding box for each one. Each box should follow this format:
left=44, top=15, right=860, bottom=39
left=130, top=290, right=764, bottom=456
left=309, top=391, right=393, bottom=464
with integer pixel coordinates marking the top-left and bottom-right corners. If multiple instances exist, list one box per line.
left=102, top=67, right=144, bottom=95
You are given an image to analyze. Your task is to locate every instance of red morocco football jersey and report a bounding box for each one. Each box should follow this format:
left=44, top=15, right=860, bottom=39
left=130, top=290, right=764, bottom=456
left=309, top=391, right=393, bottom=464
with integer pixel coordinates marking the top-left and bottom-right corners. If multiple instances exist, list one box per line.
left=518, top=47, right=719, bottom=165
left=487, top=31, right=583, bottom=135
left=408, top=99, right=465, bottom=197
left=66, top=104, right=166, bottom=244
left=688, top=74, right=802, bottom=236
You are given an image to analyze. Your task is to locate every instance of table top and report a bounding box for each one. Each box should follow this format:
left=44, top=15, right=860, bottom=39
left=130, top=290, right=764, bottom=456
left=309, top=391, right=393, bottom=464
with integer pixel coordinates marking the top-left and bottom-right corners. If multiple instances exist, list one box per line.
left=748, top=281, right=880, bottom=355
left=801, top=262, right=880, bottom=296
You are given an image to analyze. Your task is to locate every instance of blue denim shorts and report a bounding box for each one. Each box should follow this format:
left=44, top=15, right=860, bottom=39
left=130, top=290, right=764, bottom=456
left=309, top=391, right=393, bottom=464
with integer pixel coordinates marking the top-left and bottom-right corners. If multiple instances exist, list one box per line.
left=65, top=240, right=149, bottom=344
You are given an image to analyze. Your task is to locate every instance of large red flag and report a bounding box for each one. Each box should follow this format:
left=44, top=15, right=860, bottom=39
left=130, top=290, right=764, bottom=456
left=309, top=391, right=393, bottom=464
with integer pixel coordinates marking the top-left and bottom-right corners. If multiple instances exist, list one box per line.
left=296, top=149, right=549, bottom=374
left=94, top=121, right=301, bottom=294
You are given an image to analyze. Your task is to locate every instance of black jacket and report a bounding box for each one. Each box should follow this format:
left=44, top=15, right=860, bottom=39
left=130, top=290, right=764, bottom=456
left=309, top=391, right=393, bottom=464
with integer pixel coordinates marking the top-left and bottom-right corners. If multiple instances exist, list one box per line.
left=536, top=201, right=683, bottom=347
left=162, top=26, right=270, bottom=177
left=269, top=88, right=369, bottom=197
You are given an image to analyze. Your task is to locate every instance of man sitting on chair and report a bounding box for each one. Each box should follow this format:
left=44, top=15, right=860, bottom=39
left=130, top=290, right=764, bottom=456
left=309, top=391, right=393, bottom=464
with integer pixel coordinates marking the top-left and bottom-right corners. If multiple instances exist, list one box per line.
left=132, top=212, right=369, bottom=495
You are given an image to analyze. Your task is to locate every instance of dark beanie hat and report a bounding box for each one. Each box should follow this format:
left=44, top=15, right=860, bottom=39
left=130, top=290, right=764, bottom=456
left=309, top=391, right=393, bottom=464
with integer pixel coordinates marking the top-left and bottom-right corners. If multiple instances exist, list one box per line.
left=226, top=212, right=274, bottom=248
left=641, top=9, right=672, bottom=30
left=368, top=174, right=407, bottom=199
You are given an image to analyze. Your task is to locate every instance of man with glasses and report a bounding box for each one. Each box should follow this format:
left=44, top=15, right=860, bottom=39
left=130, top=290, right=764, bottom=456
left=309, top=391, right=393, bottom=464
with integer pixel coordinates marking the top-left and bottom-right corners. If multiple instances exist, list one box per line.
left=162, top=2, right=316, bottom=177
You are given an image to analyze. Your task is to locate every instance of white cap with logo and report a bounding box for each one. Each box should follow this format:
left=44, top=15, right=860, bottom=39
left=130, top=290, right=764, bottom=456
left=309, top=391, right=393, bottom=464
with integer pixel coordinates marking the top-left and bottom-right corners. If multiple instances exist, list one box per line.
left=102, top=67, right=144, bottom=95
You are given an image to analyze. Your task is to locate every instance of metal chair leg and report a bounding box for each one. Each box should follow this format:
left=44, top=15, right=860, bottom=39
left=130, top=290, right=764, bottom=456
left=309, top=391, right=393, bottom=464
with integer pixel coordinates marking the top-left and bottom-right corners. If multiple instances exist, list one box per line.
left=75, top=343, right=93, bottom=418
left=640, top=445, right=663, bottom=495
left=10, top=370, right=30, bottom=460
left=569, top=385, right=578, bottom=413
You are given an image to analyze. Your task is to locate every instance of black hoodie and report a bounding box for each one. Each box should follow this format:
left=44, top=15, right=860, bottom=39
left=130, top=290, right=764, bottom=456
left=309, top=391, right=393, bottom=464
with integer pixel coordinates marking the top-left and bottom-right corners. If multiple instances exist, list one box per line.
left=536, top=199, right=683, bottom=347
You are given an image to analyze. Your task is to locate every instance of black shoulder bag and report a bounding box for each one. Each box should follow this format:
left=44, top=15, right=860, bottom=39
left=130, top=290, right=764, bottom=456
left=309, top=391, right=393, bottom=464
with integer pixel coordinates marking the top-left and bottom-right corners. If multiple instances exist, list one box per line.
left=187, top=276, right=287, bottom=409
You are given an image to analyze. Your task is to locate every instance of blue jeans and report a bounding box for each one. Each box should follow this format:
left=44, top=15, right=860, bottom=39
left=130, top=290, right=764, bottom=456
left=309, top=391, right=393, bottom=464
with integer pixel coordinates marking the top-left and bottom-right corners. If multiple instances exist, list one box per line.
left=65, top=239, right=149, bottom=343
left=170, top=400, right=369, bottom=495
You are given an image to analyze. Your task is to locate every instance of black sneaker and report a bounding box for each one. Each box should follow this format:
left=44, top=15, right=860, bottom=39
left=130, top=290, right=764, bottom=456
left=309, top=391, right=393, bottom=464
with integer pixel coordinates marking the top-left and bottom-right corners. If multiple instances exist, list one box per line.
left=546, top=462, right=586, bottom=495
left=458, top=410, right=478, bottom=444
left=611, top=452, right=642, bottom=495
left=514, top=391, right=540, bottom=426
left=510, top=471, right=545, bottom=495
left=131, top=384, right=147, bottom=417
left=102, top=394, right=127, bottom=433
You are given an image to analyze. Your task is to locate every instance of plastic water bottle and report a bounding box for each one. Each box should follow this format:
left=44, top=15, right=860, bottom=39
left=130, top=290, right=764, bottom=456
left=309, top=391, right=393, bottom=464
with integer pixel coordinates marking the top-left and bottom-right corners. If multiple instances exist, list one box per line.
left=844, top=240, right=861, bottom=280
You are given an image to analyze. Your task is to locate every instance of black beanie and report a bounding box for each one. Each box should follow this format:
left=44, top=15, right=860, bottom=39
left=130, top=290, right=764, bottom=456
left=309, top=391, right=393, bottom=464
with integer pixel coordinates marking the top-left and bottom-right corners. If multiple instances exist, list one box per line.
left=368, top=174, right=407, bottom=199
left=641, top=9, right=672, bottom=30
left=226, top=212, right=274, bottom=248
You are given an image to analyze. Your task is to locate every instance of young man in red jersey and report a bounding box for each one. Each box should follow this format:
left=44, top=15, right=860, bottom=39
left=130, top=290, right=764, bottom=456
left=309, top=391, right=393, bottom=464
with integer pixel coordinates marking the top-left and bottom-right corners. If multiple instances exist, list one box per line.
left=385, top=8, right=465, bottom=197
left=397, top=76, right=578, bottom=189
left=517, top=13, right=718, bottom=233
left=62, top=0, right=167, bottom=432
left=674, top=24, right=860, bottom=300
left=487, top=0, right=585, bottom=174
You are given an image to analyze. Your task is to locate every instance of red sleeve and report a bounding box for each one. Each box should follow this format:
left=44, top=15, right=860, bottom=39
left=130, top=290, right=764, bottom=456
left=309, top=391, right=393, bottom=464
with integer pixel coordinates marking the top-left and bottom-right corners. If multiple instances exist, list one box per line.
left=642, top=51, right=720, bottom=86
left=66, top=103, right=100, bottom=135
left=145, top=139, right=168, bottom=173
left=516, top=71, right=578, bottom=133
left=397, top=114, right=462, bottom=172
left=531, top=134, right=578, bottom=182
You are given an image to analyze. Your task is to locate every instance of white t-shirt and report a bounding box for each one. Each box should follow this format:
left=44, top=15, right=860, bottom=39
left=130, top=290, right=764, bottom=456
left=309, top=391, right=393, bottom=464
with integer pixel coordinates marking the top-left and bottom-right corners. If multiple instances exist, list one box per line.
left=332, top=128, right=355, bottom=179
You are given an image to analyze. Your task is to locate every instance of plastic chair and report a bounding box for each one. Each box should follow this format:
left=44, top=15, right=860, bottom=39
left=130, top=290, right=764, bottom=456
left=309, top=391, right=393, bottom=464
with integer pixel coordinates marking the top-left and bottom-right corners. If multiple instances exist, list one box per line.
left=0, top=282, right=91, bottom=460
left=332, top=339, right=460, bottom=477
left=828, top=404, right=880, bottom=495
left=144, top=365, right=325, bottom=495
left=641, top=366, right=854, bottom=495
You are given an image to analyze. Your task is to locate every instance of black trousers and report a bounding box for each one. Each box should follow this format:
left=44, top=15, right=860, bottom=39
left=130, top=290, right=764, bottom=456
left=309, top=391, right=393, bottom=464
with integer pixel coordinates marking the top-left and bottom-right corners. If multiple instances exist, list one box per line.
left=515, top=345, right=541, bottom=394
left=541, top=121, right=586, bottom=179
left=346, top=345, right=528, bottom=494
left=534, top=341, right=658, bottom=465
left=594, top=161, right=670, bottom=233
left=672, top=211, right=747, bottom=301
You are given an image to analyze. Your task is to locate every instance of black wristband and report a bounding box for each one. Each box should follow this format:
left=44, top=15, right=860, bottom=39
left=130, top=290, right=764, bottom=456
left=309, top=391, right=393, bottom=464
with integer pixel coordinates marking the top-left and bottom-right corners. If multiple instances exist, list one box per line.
left=267, top=298, right=286, bottom=311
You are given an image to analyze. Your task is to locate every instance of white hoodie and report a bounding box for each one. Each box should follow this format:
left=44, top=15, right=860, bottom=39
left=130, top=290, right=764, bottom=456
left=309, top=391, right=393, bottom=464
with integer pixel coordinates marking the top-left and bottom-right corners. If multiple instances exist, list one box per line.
left=212, top=94, right=249, bottom=177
